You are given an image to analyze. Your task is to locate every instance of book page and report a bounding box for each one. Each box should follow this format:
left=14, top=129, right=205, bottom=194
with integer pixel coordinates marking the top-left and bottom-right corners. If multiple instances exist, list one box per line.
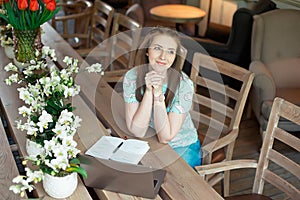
left=110, top=139, right=150, bottom=165
left=85, top=136, right=124, bottom=159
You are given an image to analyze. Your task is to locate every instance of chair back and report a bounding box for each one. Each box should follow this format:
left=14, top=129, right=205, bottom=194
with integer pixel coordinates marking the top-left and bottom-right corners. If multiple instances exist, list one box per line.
left=52, top=0, right=93, bottom=48
left=251, top=9, right=300, bottom=64
left=90, top=0, right=114, bottom=46
left=190, top=53, right=254, bottom=164
left=196, top=97, right=300, bottom=198
left=253, top=97, right=300, bottom=199
left=109, top=13, right=141, bottom=71
left=191, top=53, right=253, bottom=196
left=251, top=9, right=300, bottom=88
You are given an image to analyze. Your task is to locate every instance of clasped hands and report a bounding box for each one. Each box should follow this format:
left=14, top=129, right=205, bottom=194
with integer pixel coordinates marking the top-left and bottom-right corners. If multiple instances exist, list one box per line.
left=145, top=71, right=164, bottom=97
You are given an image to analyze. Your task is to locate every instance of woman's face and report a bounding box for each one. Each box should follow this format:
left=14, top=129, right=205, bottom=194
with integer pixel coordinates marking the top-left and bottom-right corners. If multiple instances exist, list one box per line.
left=147, top=34, right=178, bottom=74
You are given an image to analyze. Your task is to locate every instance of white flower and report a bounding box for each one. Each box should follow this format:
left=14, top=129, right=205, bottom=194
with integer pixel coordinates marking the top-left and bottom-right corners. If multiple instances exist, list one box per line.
left=63, top=56, right=73, bottom=65
left=86, top=63, right=104, bottom=74
left=25, top=168, right=43, bottom=184
left=44, top=139, right=57, bottom=157
left=63, top=85, right=79, bottom=98
left=24, top=121, right=38, bottom=136
left=73, top=115, right=82, bottom=129
left=42, top=46, right=57, bottom=60
left=16, top=120, right=25, bottom=131
left=18, top=106, right=32, bottom=117
left=58, top=109, right=73, bottom=125
left=60, top=69, right=70, bottom=81
left=5, top=73, right=20, bottom=85
left=4, top=63, right=18, bottom=72
left=37, top=110, right=53, bottom=133
left=18, top=87, right=34, bottom=105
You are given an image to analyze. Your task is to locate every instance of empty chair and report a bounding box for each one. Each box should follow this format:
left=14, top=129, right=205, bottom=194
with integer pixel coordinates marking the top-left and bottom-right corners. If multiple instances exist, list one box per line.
left=51, top=0, right=93, bottom=49
left=249, top=9, right=300, bottom=137
left=196, top=97, right=300, bottom=199
left=77, top=0, right=115, bottom=57
left=190, top=52, right=254, bottom=196
left=102, top=13, right=141, bottom=83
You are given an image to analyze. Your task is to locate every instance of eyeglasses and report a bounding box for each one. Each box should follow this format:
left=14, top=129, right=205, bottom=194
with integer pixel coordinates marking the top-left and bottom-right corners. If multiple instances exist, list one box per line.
left=149, top=45, right=176, bottom=56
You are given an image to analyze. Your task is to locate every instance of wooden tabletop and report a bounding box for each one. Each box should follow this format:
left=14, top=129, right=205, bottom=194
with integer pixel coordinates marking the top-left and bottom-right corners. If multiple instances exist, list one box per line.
left=150, top=4, right=206, bottom=23
left=41, top=22, right=223, bottom=200
left=0, top=22, right=223, bottom=200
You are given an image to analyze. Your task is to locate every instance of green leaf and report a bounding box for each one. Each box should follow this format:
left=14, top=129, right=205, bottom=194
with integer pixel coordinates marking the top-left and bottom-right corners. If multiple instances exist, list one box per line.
left=70, top=158, right=80, bottom=165
left=31, top=115, right=39, bottom=123
left=66, top=166, right=87, bottom=179
left=45, top=105, right=58, bottom=115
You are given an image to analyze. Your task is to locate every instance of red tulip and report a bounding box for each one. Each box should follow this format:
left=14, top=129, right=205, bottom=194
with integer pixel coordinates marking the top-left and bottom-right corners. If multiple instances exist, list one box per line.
left=18, top=0, right=29, bottom=10
left=29, top=0, right=39, bottom=11
left=43, top=0, right=52, bottom=3
left=45, top=0, right=56, bottom=11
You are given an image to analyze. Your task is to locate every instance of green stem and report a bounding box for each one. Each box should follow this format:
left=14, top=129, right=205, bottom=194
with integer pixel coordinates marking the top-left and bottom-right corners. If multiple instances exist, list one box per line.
left=22, top=10, right=26, bottom=30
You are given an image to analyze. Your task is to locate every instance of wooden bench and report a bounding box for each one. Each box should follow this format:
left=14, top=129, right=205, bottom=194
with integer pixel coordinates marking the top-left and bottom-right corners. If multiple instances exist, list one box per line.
left=0, top=105, right=25, bottom=199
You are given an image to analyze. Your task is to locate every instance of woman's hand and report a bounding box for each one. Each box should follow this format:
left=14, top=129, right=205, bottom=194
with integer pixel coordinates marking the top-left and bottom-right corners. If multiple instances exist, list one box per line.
left=145, top=71, right=164, bottom=92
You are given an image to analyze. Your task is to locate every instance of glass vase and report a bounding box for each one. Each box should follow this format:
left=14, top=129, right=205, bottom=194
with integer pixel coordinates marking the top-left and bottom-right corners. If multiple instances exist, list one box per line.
left=13, top=27, right=43, bottom=64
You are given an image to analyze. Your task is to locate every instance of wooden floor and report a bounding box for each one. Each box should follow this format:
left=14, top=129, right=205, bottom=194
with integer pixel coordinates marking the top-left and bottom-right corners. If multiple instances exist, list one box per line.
left=213, top=114, right=300, bottom=199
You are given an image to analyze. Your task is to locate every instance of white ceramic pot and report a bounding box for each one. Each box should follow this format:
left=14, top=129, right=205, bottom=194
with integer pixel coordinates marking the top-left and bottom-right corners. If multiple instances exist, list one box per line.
left=4, top=45, right=15, bottom=59
left=43, top=172, right=78, bottom=199
left=25, top=139, right=43, bottom=157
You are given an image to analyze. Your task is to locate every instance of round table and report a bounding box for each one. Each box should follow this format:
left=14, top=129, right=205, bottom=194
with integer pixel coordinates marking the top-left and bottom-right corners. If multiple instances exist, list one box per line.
left=150, top=4, right=206, bottom=24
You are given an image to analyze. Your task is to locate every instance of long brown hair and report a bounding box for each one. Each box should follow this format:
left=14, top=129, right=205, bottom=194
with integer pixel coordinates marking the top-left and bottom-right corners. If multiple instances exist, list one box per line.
left=134, top=27, right=184, bottom=108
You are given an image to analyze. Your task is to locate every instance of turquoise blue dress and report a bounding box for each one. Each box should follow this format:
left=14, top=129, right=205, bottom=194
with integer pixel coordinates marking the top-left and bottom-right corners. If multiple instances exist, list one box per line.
left=123, top=68, right=202, bottom=167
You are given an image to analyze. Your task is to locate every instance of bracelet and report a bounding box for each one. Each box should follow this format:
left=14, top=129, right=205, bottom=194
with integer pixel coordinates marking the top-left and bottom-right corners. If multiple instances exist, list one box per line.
left=154, top=93, right=165, bottom=102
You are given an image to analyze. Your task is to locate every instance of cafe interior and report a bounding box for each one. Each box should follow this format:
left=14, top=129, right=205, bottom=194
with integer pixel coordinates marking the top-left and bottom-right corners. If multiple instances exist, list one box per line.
left=0, top=0, right=299, bottom=199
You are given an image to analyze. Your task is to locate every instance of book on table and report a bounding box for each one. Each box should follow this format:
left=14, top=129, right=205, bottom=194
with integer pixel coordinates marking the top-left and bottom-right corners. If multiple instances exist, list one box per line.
left=85, top=135, right=150, bottom=165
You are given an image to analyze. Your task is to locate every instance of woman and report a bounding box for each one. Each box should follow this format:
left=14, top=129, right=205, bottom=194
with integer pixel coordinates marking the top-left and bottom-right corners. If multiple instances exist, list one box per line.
left=123, top=27, right=201, bottom=167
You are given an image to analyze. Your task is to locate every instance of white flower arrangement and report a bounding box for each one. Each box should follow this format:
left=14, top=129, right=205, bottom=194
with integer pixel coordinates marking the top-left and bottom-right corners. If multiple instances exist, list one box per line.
left=0, top=23, right=13, bottom=47
left=5, top=46, right=104, bottom=197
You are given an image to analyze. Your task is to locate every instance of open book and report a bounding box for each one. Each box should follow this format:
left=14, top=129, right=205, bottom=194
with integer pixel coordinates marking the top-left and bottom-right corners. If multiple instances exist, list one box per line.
left=85, top=136, right=150, bottom=165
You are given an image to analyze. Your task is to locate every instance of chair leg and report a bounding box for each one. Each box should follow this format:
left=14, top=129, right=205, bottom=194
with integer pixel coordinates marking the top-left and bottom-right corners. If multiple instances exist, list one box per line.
left=223, top=171, right=230, bottom=197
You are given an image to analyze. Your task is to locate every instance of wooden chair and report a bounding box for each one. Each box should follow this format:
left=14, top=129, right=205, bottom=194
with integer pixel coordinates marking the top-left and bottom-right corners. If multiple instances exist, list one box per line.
left=196, top=97, right=300, bottom=199
left=190, top=52, right=254, bottom=196
left=102, top=13, right=141, bottom=83
left=51, top=0, right=93, bottom=49
left=77, top=0, right=115, bottom=57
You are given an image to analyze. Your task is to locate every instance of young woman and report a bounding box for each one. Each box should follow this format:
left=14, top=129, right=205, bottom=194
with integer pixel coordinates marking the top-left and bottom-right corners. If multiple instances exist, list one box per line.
left=123, top=27, right=201, bottom=167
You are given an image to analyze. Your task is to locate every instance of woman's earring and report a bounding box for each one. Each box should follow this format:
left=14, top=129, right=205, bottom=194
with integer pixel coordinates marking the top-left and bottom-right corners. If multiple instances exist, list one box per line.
left=146, top=53, right=148, bottom=56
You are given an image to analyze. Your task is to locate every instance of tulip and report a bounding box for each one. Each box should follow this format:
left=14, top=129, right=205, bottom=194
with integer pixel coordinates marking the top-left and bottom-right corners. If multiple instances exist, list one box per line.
left=43, top=0, right=52, bottom=3
left=29, top=0, right=39, bottom=11
left=45, top=0, right=56, bottom=11
left=18, top=0, right=28, bottom=10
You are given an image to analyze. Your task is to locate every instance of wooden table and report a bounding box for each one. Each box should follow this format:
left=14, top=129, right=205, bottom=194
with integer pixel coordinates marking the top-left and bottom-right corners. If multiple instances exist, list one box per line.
left=0, top=22, right=224, bottom=200
left=150, top=4, right=206, bottom=24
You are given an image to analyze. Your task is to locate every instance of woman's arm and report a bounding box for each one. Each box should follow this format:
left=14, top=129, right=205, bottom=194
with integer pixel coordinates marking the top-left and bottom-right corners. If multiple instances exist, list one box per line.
left=153, top=92, right=186, bottom=143
left=125, top=89, right=153, bottom=137
left=153, top=74, right=194, bottom=144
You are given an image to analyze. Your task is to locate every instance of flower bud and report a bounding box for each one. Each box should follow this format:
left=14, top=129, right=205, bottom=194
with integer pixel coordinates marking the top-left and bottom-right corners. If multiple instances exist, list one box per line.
left=45, top=0, right=56, bottom=11
left=29, top=0, right=38, bottom=11
left=18, top=0, right=28, bottom=10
